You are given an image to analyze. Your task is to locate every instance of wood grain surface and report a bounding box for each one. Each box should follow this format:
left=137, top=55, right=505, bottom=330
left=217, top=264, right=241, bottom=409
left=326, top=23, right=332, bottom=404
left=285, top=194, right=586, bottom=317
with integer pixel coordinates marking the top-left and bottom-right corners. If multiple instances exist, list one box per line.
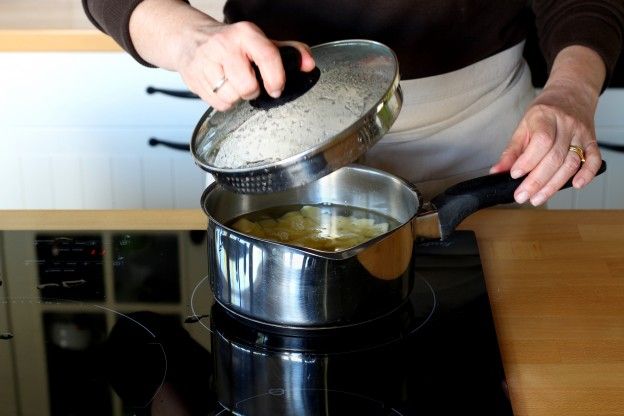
left=459, top=210, right=624, bottom=416
left=0, top=208, right=622, bottom=415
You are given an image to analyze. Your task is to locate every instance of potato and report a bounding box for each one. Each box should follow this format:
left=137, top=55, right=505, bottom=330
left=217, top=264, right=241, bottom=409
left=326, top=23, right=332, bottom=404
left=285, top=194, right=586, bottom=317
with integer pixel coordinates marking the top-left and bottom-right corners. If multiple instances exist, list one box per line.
left=231, top=218, right=266, bottom=238
left=231, top=205, right=395, bottom=251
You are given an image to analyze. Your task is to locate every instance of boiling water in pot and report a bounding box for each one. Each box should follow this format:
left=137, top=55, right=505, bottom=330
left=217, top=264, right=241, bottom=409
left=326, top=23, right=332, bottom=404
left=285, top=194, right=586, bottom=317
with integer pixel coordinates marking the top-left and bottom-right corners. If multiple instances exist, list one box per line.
left=230, top=204, right=401, bottom=252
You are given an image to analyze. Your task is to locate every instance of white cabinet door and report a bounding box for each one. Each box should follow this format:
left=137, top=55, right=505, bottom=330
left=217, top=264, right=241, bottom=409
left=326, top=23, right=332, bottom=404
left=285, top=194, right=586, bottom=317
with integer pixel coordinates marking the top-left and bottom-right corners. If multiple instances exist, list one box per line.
left=0, top=128, right=206, bottom=209
left=0, top=52, right=207, bottom=128
left=0, top=51, right=209, bottom=209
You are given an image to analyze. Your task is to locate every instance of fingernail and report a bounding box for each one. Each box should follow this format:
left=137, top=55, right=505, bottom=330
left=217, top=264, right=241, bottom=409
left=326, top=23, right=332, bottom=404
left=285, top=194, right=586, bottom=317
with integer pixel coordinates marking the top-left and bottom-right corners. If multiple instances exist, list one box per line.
left=510, top=169, right=524, bottom=179
left=531, top=193, right=546, bottom=206
left=515, top=191, right=529, bottom=204
left=489, top=167, right=497, bottom=174
left=270, top=89, right=282, bottom=98
left=575, top=178, right=586, bottom=189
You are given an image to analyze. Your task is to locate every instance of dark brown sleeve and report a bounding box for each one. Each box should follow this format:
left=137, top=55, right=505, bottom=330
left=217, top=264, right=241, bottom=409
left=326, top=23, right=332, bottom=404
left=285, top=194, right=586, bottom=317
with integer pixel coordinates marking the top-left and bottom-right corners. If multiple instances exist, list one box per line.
left=533, top=0, right=624, bottom=89
left=82, top=0, right=188, bottom=67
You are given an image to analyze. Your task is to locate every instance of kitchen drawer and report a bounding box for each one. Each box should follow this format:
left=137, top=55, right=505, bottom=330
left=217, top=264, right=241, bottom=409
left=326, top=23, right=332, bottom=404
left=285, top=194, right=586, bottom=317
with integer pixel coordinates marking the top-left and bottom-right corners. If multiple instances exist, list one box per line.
left=0, top=52, right=207, bottom=128
left=0, top=127, right=206, bottom=209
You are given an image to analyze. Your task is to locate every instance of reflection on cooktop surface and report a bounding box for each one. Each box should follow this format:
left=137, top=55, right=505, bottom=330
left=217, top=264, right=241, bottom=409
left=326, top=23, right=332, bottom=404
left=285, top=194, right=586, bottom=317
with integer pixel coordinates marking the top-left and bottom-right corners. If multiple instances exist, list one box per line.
left=0, top=230, right=512, bottom=415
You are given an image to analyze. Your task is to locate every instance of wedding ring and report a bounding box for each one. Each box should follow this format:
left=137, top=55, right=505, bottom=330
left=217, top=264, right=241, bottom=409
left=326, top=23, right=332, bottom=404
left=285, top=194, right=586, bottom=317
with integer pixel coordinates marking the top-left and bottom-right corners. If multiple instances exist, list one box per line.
left=568, top=145, right=586, bottom=163
left=212, top=76, right=228, bottom=93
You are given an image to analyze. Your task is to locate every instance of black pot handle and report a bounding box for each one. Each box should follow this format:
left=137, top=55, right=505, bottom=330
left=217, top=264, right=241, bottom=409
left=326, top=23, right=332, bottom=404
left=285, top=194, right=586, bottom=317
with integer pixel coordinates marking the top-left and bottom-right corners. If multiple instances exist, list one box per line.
left=249, top=46, right=320, bottom=110
left=598, top=141, right=624, bottom=153
left=431, top=160, right=607, bottom=239
left=148, top=137, right=190, bottom=152
left=146, top=86, right=199, bottom=99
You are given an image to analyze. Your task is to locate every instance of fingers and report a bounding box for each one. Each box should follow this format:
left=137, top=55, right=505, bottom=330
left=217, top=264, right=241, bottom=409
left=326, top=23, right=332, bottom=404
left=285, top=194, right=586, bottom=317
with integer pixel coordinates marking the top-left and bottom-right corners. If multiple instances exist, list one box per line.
left=526, top=146, right=582, bottom=206
left=244, top=36, right=285, bottom=98
left=494, top=99, right=600, bottom=206
left=572, top=140, right=601, bottom=188
left=187, top=60, right=231, bottom=111
left=513, top=123, right=571, bottom=206
left=489, top=124, right=529, bottom=174
left=275, top=40, right=317, bottom=72
left=508, top=106, right=558, bottom=179
left=177, top=21, right=314, bottom=110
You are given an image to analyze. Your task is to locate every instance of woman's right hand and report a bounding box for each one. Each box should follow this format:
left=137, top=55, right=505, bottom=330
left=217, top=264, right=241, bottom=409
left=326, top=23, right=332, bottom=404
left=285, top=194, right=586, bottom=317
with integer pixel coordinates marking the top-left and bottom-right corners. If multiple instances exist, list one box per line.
left=174, top=23, right=315, bottom=111
left=129, top=0, right=315, bottom=111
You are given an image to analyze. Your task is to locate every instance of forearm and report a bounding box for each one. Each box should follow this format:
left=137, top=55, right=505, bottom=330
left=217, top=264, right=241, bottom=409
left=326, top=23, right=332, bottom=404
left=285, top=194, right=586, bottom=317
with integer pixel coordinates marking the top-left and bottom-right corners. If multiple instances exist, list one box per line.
left=129, top=0, right=221, bottom=70
left=541, top=45, right=606, bottom=107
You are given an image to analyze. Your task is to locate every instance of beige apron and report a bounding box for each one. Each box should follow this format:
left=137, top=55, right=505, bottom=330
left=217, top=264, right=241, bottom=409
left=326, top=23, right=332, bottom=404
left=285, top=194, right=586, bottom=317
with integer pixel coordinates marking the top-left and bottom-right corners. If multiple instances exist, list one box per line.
left=362, top=41, right=536, bottom=199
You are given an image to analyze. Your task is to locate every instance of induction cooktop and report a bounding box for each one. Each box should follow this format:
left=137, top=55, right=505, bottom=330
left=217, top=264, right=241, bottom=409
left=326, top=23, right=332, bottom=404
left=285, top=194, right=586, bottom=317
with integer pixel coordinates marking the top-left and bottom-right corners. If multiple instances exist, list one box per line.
left=0, top=229, right=513, bottom=415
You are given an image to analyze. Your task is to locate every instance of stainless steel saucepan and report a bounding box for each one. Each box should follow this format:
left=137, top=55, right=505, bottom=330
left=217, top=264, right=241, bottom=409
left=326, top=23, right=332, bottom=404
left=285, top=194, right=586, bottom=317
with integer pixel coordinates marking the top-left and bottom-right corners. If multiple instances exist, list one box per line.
left=192, top=38, right=607, bottom=328
left=201, top=161, right=606, bottom=328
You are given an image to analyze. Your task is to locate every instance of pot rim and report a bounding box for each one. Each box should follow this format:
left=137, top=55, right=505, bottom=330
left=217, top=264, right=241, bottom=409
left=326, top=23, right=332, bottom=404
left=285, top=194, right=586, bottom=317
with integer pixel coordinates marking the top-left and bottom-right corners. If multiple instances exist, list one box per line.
left=200, top=164, right=423, bottom=260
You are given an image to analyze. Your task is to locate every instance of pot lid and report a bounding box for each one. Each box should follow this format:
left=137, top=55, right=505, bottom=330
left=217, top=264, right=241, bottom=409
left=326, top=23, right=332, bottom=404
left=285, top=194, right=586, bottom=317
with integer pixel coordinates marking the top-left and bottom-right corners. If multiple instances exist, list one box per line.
left=191, top=39, right=402, bottom=193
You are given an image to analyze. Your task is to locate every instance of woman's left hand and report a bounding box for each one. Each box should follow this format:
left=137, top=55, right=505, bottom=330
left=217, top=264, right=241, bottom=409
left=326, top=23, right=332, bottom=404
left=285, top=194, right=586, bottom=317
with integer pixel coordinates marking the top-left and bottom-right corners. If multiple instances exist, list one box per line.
left=489, top=45, right=606, bottom=206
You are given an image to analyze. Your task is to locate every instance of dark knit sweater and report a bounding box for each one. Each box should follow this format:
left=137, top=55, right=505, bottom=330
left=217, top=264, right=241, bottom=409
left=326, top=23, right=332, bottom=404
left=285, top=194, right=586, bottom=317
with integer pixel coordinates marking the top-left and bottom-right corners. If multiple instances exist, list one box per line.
left=83, top=0, right=624, bottom=83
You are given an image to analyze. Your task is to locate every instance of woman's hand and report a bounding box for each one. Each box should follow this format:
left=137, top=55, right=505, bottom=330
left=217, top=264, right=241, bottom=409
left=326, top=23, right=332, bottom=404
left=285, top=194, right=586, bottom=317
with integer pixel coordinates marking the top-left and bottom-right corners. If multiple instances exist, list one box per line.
left=129, top=0, right=315, bottom=111
left=490, top=45, right=606, bottom=206
left=174, top=23, right=315, bottom=111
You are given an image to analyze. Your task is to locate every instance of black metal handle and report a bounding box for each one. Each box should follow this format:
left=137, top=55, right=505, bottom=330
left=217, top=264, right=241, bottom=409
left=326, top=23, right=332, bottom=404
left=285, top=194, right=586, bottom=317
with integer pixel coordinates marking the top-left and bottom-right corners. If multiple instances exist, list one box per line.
left=431, top=160, right=607, bottom=239
left=598, top=141, right=624, bottom=153
left=146, top=86, right=199, bottom=99
left=148, top=137, right=190, bottom=152
left=249, top=46, right=320, bottom=110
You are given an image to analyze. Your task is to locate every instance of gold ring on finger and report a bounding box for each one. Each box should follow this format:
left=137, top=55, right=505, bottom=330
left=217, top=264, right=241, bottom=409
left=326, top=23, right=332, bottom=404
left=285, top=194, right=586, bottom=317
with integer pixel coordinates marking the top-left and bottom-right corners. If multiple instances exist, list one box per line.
left=568, top=145, right=585, bottom=163
left=212, top=76, right=228, bottom=93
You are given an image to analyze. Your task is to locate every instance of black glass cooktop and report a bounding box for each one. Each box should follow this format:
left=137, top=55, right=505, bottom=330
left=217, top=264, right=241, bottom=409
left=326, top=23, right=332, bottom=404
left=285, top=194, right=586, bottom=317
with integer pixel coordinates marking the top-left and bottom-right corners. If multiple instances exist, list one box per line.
left=0, top=229, right=513, bottom=416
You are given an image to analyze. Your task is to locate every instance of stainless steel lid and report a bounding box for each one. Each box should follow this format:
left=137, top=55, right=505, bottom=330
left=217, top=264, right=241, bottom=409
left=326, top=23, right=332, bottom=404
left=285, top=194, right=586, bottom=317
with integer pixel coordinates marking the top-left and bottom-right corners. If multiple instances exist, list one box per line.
left=191, top=39, right=402, bottom=194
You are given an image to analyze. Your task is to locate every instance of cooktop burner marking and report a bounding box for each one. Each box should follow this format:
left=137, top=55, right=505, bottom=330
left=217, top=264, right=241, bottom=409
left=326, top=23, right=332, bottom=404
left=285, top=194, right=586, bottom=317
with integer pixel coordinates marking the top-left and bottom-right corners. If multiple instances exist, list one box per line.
left=408, top=277, right=437, bottom=337
left=0, top=297, right=162, bottom=342
left=213, top=406, right=228, bottom=416
left=0, top=296, right=170, bottom=408
left=90, top=304, right=169, bottom=406
left=229, top=388, right=404, bottom=415
left=189, top=275, right=213, bottom=334
left=92, top=304, right=157, bottom=338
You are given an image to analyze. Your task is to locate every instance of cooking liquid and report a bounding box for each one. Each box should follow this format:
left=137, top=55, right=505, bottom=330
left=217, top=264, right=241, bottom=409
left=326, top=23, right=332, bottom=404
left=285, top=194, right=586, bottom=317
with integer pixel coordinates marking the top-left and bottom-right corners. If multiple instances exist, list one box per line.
left=229, top=204, right=401, bottom=252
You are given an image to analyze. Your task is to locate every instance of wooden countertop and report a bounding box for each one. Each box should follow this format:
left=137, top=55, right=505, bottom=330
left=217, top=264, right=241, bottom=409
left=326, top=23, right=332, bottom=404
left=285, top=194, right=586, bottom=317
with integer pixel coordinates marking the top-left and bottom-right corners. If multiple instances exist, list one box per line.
left=0, top=0, right=223, bottom=51
left=0, top=209, right=622, bottom=416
